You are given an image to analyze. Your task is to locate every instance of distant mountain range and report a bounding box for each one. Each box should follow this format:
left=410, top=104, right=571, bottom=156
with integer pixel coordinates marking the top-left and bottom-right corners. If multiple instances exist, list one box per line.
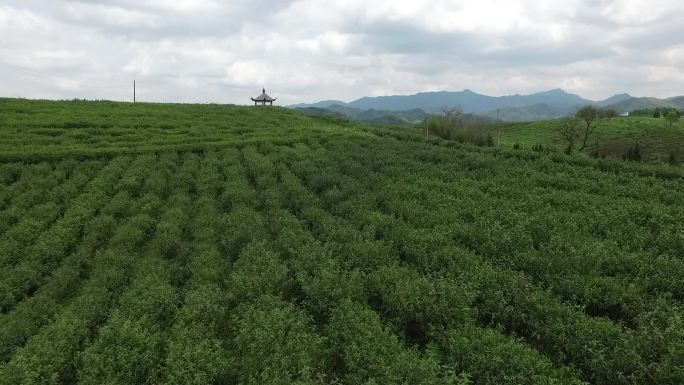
left=290, top=89, right=684, bottom=122
left=295, top=104, right=497, bottom=126
left=295, top=104, right=428, bottom=125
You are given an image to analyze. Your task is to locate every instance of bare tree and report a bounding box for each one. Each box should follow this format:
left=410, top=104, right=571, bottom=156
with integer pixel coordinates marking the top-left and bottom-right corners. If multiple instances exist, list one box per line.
left=557, top=117, right=581, bottom=154
left=440, top=106, right=463, bottom=124
left=440, top=106, right=464, bottom=137
left=575, top=105, right=599, bottom=151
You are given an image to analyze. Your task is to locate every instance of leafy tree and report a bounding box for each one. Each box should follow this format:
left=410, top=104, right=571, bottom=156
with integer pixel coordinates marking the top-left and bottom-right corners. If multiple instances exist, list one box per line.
left=629, top=109, right=651, bottom=116
left=601, top=108, right=618, bottom=119
left=665, top=110, right=680, bottom=128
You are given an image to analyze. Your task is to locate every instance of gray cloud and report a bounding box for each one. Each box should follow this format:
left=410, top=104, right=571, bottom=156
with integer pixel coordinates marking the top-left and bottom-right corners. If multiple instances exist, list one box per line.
left=0, top=0, right=682, bottom=104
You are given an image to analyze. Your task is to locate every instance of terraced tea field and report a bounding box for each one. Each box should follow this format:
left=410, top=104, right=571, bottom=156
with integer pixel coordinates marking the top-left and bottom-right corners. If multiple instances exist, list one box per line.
left=496, top=117, right=684, bottom=163
left=0, top=98, right=682, bottom=384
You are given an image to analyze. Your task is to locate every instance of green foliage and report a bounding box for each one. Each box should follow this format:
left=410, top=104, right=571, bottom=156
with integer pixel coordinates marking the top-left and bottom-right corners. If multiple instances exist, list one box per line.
left=424, top=114, right=495, bottom=147
left=217, top=205, right=264, bottom=258
left=623, top=142, right=642, bottom=162
left=369, top=264, right=475, bottom=341
left=575, top=105, right=598, bottom=123
left=665, top=110, right=680, bottom=128
left=327, top=300, right=460, bottom=385
left=492, top=115, right=683, bottom=164
left=600, top=108, right=618, bottom=118
left=668, top=152, right=678, bottom=165
left=228, top=241, right=289, bottom=301
left=629, top=107, right=681, bottom=117
left=231, top=295, right=327, bottom=385
left=0, top=98, right=682, bottom=385
left=437, top=327, right=587, bottom=385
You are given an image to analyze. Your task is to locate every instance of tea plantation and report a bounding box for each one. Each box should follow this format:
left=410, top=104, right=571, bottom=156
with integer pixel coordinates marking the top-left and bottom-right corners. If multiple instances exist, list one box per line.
left=495, top=117, right=684, bottom=163
left=0, top=98, right=682, bottom=384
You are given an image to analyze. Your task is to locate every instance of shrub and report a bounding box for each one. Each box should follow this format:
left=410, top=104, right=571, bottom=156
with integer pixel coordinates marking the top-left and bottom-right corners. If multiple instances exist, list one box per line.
left=623, top=142, right=642, bottom=162
left=231, top=295, right=327, bottom=385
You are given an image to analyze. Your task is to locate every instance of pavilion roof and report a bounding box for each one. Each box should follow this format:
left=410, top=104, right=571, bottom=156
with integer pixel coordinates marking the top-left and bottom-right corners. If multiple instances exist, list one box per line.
left=251, top=88, right=277, bottom=102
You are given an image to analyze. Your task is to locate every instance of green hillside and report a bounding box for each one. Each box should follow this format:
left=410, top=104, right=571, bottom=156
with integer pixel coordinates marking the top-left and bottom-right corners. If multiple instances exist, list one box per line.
left=492, top=103, right=571, bottom=121
left=494, top=116, right=684, bottom=163
left=0, top=98, right=683, bottom=385
left=609, top=97, right=678, bottom=112
left=666, top=96, right=684, bottom=109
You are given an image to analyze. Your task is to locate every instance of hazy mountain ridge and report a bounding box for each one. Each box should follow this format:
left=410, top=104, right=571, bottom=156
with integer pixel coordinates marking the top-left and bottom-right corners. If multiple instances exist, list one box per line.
left=596, top=93, right=633, bottom=107
left=290, top=89, right=682, bottom=121
left=493, top=103, right=574, bottom=122
left=294, top=103, right=497, bottom=126
left=295, top=104, right=428, bottom=125
left=289, top=100, right=347, bottom=109
left=666, top=96, right=684, bottom=108
left=608, top=97, right=680, bottom=112
left=341, top=88, right=594, bottom=113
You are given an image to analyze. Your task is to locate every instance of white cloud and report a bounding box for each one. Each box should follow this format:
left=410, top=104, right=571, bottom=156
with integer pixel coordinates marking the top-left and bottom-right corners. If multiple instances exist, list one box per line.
left=0, top=0, right=683, bottom=103
left=61, top=2, right=160, bottom=28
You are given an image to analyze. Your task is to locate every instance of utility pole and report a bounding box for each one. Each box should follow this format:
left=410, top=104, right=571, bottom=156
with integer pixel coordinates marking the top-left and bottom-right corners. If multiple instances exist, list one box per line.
left=133, top=80, right=136, bottom=103
left=496, top=109, right=501, bottom=146
left=426, top=116, right=429, bottom=138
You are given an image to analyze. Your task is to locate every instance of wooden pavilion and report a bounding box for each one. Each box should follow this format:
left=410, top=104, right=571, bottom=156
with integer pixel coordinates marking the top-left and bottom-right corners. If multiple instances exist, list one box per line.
left=250, top=88, right=277, bottom=106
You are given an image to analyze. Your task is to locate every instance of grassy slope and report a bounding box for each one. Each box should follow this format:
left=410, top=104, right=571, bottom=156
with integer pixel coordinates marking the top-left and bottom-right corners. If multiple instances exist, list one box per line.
left=0, top=98, right=683, bottom=385
left=494, top=116, right=684, bottom=163
left=0, top=98, right=372, bottom=161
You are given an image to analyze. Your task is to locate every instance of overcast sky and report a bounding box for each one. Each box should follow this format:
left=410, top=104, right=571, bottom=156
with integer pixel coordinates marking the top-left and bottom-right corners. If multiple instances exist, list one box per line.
left=1, top=0, right=682, bottom=104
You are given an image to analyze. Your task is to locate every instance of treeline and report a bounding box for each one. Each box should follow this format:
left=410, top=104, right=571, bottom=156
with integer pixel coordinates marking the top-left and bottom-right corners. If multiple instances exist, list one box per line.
left=423, top=108, right=495, bottom=147
left=630, top=107, right=682, bottom=118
